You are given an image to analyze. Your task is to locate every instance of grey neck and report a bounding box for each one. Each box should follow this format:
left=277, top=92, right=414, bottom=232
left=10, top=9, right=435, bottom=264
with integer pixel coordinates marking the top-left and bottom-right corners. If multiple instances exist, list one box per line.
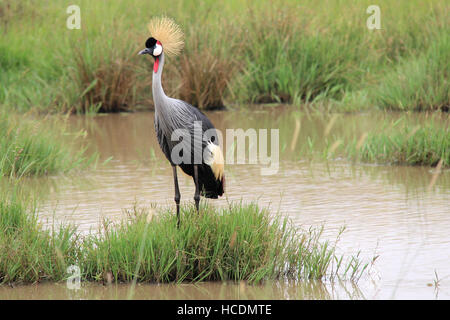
left=152, top=52, right=167, bottom=107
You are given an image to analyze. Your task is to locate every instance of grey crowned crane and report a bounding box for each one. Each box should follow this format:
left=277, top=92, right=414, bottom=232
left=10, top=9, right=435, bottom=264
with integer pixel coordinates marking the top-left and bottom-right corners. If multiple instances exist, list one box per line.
left=139, top=17, right=225, bottom=227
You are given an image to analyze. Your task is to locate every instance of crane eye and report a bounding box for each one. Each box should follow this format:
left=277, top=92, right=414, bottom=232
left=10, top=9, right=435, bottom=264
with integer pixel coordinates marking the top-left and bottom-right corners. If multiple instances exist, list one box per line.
left=153, top=44, right=163, bottom=56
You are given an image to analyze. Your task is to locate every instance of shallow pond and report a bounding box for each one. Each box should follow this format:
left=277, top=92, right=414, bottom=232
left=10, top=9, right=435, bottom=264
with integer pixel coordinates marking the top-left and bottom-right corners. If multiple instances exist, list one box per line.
left=1, top=107, right=449, bottom=299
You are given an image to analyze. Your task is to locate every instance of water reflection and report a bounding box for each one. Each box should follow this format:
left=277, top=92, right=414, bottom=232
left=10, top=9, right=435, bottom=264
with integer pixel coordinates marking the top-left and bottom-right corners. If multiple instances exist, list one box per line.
left=0, top=280, right=369, bottom=300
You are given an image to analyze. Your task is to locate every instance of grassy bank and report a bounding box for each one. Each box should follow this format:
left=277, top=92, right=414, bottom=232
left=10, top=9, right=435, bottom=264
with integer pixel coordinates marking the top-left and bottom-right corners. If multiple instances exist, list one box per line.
left=346, top=117, right=449, bottom=167
left=0, top=111, right=94, bottom=177
left=338, top=32, right=449, bottom=112
left=0, top=201, right=368, bottom=285
left=0, top=0, right=448, bottom=112
left=0, top=190, right=80, bottom=283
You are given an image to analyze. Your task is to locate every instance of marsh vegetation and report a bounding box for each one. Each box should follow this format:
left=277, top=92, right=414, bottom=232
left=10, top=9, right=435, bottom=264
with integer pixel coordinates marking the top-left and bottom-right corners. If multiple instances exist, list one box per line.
left=0, top=0, right=448, bottom=113
left=0, top=0, right=448, bottom=298
left=0, top=196, right=367, bottom=285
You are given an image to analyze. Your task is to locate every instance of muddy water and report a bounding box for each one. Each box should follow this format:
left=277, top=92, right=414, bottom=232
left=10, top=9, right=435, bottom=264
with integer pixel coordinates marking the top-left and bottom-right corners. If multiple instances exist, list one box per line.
left=2, top=107, right=449, bottom=299
left=0, top=280, right=362, bottom=300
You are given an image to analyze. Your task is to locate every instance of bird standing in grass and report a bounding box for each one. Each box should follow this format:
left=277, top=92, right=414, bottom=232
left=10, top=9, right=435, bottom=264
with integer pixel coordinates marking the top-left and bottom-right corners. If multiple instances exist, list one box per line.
left=139, top=17, right=225, bottom=227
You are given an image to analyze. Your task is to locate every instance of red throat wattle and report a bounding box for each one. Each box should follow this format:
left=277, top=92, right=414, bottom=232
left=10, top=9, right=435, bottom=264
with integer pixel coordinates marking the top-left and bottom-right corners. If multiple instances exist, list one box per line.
left=153, top=40, right=162, bottom=73
left=153, top=57, right=159, bottom=73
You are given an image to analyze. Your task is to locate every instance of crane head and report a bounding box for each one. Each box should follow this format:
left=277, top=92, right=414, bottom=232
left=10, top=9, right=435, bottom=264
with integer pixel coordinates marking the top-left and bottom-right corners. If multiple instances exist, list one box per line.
left=138, top=37, right=163, bottom=57
left=139, top=16, right=184, bottom=57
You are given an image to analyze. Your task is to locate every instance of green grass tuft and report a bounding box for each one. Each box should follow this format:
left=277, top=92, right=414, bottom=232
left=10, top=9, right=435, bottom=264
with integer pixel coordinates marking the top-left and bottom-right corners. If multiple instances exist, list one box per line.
left=0, top=199, right=369, bottom=285
left=0, top=191, right=80, bottom=284
left=346, top=117, right=449, bottom=167
left=368, top=33, right=449, bottom=112
left=83, top=202, right=367, bottom=283
left=0, top=0, right=448, bottom=112
left=0, top=111, right=95, bottom=177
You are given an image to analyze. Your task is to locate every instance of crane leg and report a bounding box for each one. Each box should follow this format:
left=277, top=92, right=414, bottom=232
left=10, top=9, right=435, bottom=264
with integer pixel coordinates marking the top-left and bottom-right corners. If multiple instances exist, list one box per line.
left=172, top=165, right=181, bottom=228
left=193, top=165, right=200, bottom=213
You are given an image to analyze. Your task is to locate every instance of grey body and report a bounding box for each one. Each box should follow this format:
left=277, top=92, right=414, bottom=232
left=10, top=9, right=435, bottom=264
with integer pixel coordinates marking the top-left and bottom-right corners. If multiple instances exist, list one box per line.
left=152, top=52, right=216, bottom=164
left=152, top=52, right=224, bottom=199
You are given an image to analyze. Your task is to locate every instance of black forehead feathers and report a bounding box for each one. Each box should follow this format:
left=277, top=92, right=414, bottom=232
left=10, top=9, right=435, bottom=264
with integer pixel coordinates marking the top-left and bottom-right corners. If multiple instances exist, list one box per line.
left=145, top=37, right=157, bottom=48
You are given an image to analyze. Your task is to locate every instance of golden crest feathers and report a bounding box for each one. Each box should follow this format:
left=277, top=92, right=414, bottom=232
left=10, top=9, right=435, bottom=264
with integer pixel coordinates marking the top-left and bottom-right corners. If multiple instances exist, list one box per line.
left=148, top=16, right=184, bottom=57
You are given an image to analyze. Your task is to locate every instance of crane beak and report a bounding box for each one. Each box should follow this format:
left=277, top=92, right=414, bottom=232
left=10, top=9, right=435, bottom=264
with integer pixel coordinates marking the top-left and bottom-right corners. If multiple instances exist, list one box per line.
left=138, top=48, right=152, bottom=55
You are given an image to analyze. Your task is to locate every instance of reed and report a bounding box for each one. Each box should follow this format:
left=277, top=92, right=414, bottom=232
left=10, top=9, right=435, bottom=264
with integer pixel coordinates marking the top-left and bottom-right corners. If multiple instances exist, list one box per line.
left=0, top=190, right=80, bottom=284
left=178, top=23, right=241, bottom=109
left=368, top=32, right=449, bottom=112
left=233, top=7, right=364, bottom=105
left=60, top=31, right=143, bottom=113
left=0, top=111, right=94, bottom=177
left=346, top=117, right=449, bottom=167
left=0, top=0, right=447, bottom=112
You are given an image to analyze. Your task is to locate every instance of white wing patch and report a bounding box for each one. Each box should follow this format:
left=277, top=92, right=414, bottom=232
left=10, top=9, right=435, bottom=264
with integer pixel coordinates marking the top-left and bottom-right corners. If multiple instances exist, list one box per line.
left=204, top=141, right=224, bottom=181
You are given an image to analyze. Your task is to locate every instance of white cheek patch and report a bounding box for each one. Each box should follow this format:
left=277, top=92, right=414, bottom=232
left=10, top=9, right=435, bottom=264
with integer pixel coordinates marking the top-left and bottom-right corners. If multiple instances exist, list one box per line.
left=153, top=44, right=162, bottom=56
